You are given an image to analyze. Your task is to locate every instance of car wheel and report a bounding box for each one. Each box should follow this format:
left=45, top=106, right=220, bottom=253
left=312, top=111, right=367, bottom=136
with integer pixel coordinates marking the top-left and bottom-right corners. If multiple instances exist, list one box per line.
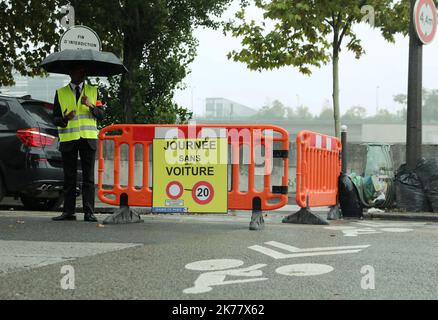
left=20, top=195, right=63, bottom=211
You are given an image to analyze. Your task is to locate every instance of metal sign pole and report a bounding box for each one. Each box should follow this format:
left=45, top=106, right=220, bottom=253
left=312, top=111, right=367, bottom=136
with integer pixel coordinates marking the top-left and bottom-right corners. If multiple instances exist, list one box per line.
left=406, top=0, right=424, bottom=170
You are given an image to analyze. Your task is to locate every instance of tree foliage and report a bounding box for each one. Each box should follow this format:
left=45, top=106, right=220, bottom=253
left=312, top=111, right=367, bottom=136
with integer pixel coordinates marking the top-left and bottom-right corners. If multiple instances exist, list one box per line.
left=253, top=99, right=314, bottom=120
left=423, top=89, right=438, bottom=123
left=341, top=105, right=367, bottom=120
left=318, top=106, right=334, bottom=120
left=0, top=0, right=63, bottom=86
left=1, top=0, right=232, bottom=124
left=393, top=89, right=438, bottom=123
left=254, top=99, right=287, bottom=118
left=369, top=108, right=398, bottom=122
left=294, top=105, right=314, bottom=120
left=224, top=0, right=428, bottom=136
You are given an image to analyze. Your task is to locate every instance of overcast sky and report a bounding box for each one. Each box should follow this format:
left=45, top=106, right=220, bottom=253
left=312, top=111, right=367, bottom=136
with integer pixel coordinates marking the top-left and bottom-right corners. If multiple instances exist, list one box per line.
left=173, top=1, right=438, bottom=118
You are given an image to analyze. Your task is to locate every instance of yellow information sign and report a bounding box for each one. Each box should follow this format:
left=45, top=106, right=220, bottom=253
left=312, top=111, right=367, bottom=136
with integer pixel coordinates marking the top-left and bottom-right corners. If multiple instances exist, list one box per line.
left=152, top=138, right=228, bottom=213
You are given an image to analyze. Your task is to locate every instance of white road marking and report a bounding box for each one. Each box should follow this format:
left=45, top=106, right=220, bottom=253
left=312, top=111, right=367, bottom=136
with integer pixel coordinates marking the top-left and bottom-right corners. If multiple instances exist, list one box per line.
left=0, top=240, right=141, bottom=274
left=325, top=222, right=423, bottom=237
left=324, top=226, right=382, bottom=237
left=380, top=228, right=413, bottom=233
left=275, top=264, right=334, bottom=277
left=185, top=259, right=244, bottom=271
left=354, top=221, right=426, bottom=228
left=248, top=241, right=370, bottom=259
left=184, top=261, right=268, bottom=294
left=265, top=241, right=369, bottom=253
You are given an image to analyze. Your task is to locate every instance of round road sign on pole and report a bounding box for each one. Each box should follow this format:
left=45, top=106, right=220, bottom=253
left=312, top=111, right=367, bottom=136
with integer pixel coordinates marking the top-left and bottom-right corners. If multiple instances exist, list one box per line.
left=59, top=25, right=102, bottom=51
left=192, top=181, right=214, bottom=205
left=414, top=0, right=437, bottom=44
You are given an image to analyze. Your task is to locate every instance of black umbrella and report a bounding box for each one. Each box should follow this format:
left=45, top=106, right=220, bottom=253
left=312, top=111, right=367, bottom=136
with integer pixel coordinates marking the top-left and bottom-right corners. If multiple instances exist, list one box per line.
left=39, top=49, right=128, bottom=77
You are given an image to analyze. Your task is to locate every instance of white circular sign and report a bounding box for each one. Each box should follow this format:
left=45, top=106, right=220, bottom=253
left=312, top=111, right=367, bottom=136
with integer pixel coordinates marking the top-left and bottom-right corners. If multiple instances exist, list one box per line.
left=414, top=0, right=437, bottom=44
left=59, top=25, right=102, bottom=51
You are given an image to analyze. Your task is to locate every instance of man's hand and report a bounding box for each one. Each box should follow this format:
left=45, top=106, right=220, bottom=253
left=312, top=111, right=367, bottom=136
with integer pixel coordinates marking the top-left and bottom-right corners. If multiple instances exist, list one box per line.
left=81, top=95, right=93, bottom=108
left=63, top=109, right=76, bottom=120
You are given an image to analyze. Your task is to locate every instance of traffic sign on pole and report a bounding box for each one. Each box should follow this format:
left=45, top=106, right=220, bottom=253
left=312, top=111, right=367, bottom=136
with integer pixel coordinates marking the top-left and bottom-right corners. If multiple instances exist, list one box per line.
left=414, top=0, right=437, bottom=45
left=59, top=25, right=102, bottom=51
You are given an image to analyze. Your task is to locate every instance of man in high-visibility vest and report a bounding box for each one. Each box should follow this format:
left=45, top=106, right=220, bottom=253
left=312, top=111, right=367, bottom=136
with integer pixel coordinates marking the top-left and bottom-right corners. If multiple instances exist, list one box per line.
left=52, top=64, right=104, bottom=222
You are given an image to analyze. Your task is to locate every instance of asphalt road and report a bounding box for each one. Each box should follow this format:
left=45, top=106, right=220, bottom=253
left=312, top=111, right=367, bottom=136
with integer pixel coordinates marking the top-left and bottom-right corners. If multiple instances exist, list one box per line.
left=0, top=209, right=438, bottom=300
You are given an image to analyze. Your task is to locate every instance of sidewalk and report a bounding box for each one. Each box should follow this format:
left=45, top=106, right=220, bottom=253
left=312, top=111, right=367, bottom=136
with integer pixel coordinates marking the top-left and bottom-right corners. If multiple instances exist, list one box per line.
left=90, top=202, right=438, bottom=223
left=276, top=205, right=438, bottom=222
left=1, top=197, right=438, bottom=223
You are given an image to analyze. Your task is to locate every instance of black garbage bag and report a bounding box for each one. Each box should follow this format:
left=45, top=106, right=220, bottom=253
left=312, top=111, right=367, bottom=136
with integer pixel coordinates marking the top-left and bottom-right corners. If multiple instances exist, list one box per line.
left=414, top=158, right=438, bottom=190
left=395, top=164, right=430, bottom=212
left=338, top=173, right=363, bottom=218
left=425, top=175, right=438, bottom=213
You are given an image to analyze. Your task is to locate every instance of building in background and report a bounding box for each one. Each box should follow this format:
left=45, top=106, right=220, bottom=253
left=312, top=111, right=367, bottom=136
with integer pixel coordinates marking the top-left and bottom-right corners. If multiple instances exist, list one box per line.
left=0, top=73, right=70, bottom=102
left=205, top=97, right=257, bottom=118
left=195, top=117, right=438, bottom=144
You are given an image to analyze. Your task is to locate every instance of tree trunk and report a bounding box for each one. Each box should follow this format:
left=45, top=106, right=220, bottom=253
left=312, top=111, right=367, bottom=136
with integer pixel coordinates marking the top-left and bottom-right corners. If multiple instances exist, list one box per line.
left=120, top=72, right=133, bottom=124
left=119, top=4, right=145, bottom=124
left=332, top=45, right=341, bottom=138
left=120, top=37, right=142, bottom=124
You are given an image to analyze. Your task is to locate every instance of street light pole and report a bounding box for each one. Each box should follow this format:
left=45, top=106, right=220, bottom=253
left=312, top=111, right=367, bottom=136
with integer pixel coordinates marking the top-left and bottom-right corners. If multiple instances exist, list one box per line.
left=406, top=0, right=423, bottom=170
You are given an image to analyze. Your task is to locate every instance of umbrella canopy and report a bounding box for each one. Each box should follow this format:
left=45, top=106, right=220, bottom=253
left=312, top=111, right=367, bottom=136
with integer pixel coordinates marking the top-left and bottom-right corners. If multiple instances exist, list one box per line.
left=39, top=49, right=128, bottom=77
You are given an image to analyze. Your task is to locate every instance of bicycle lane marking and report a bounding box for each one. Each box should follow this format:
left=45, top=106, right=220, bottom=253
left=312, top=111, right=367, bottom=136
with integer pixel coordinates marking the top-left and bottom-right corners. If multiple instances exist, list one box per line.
left=183, top=241, right=370, bottom=295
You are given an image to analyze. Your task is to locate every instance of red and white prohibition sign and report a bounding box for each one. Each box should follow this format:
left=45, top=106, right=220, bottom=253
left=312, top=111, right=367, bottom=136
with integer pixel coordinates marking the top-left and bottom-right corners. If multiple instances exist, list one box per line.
left=192, top=181, right=214, bottom=205
left=166, top=181, right=184, bottom=200
left=414, top=0, right=437, bottom=44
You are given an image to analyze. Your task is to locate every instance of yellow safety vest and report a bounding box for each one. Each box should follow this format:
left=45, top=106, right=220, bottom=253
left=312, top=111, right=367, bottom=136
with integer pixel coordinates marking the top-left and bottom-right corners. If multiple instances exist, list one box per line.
left=57, top=83, right=98, bottom=143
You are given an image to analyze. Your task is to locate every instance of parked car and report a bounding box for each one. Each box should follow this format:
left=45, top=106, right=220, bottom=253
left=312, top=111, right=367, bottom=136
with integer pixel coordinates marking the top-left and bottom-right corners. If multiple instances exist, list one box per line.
left=0, top=94, right=81, bottom=211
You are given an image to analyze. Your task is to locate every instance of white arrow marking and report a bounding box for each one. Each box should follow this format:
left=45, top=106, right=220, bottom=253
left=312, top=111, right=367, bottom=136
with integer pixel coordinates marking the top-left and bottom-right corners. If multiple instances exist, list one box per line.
left=265, top=241, right=369, bottom=253
left=248, top=241, right=370, bottom=260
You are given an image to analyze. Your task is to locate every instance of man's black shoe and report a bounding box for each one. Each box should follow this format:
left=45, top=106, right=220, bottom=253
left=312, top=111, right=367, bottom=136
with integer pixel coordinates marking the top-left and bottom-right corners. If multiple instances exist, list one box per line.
left=52, top=213, right=76, bottom=221
left=84, top=213, right=98, bottom=222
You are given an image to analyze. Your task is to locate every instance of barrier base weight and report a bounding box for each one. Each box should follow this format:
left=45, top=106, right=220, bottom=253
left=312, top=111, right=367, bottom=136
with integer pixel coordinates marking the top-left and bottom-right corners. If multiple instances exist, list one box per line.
left=102, top=206, right=144, bottom=225
left=282, top=207, right=329, bottom=225
left=249, top=212, right=265, bottom=231
left=249, top=197, right=264, bottom=231
left=327, top=205, right=342, bottom=220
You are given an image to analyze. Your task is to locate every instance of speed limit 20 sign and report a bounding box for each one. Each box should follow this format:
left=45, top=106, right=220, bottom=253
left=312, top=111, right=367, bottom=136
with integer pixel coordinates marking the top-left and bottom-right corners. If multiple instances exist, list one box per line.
left=414, top=0, right=437, bottom=44
left=192, top=181, right=215, bottom=205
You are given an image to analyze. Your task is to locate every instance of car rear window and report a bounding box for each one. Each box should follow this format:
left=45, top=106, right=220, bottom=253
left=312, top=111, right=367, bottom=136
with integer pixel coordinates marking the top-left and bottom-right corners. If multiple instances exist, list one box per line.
left=0, top=100, right=9, bottom=118
left=22, top=102, right=54, bottom=125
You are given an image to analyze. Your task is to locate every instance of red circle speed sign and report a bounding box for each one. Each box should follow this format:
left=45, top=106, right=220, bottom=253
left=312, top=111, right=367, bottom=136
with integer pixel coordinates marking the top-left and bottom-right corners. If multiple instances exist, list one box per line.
left=414, top=0, right=437, bottom=44
left=192, top=181, right=214, bottom=205
left=166, top=181, right=184, bottom=200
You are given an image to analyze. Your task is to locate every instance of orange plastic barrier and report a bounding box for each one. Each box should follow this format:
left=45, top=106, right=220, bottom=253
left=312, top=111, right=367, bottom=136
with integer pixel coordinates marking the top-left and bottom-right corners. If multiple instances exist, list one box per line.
left=295, top=130, right=341, bottom=208
left=98, top=124, right=289, bottom=211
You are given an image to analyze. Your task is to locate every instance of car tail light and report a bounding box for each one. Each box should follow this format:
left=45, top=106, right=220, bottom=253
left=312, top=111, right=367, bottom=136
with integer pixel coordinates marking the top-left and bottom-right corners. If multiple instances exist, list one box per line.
left=16, top=128, right=56, bottom=147
left=43, top=103, right=54, bottom=110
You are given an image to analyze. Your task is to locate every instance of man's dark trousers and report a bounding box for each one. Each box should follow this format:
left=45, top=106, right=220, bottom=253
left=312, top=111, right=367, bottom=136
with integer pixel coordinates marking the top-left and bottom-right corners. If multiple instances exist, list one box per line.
left=61, top=138, right=97, bottom=215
